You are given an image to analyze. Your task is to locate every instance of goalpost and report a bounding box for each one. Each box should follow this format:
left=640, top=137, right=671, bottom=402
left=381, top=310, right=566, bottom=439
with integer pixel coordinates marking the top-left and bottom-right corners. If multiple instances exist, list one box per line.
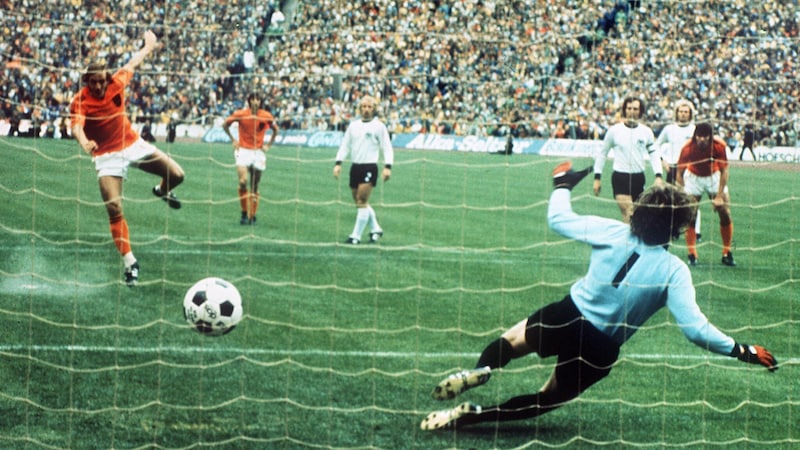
left=1, top=1, right=797, bottom=449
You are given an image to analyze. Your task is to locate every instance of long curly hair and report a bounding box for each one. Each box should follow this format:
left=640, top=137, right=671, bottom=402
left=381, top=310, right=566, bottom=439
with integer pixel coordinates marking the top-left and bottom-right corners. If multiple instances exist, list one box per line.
left=630, top=184, right=697, bottom=246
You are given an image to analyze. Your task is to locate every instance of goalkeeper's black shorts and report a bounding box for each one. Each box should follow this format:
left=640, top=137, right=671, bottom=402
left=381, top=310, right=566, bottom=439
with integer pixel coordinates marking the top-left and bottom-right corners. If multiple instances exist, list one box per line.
left=524, top=295, right=621, bottom=394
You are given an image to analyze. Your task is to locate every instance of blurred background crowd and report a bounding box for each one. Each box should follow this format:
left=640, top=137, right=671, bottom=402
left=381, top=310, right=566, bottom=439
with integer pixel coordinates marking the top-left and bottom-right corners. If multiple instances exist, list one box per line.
left=1, top=0, right=799, bottom=148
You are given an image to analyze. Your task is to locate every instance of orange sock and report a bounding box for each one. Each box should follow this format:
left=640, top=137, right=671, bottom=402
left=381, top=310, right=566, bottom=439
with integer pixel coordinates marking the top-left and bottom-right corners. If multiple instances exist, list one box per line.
left=238, top=187, right=249, bottom=216
left=109, top=214, right=131, bottom=255
left=720, top=223, right=733, bottom=254
left=250, top=192, right=260, bottom=218
left=685, top=227, right=697, bottom=257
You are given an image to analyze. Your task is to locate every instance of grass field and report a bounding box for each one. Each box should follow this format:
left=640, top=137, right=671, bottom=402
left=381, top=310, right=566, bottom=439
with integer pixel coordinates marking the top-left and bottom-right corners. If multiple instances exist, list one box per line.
left=0, top=136, right=797, bottom=449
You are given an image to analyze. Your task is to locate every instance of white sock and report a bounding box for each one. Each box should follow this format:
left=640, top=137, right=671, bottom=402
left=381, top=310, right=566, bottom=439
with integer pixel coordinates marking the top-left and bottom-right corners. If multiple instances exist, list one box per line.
left=350, top=208, right=370, bottom=241
left=123, top=252, right=137, bottom=268
left=695, top=209, right=702, bottom=234
left=367, top=206, right=382, bottom=233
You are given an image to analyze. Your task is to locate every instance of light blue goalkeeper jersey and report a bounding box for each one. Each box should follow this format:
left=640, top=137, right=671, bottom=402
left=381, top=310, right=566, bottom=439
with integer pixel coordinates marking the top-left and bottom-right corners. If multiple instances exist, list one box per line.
left=547, top=189, right=734, bottom=355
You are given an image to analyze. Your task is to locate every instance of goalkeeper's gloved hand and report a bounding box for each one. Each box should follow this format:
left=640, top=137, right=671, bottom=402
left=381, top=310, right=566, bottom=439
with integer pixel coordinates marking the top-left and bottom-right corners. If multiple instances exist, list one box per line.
left=731, top=342, right=778, bottom=371
left=552, top=161, right=591, bottom=190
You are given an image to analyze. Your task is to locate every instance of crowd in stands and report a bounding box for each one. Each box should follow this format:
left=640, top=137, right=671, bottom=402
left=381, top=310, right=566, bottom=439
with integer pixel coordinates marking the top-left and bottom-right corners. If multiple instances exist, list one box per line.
left=1, top=0, right=798, bottom=149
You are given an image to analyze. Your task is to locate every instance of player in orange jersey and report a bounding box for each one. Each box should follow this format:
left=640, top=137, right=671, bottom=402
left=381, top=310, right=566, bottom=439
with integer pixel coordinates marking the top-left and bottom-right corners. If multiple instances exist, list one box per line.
left=223, top=92, right=279, bottom=225
left=69, top=30, right=185, bottom=287
left=676, top=122, right=735, bottom=267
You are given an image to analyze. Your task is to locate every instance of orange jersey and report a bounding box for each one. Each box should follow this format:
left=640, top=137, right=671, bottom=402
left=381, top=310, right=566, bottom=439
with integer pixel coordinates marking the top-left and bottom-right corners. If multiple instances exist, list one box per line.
left=677, top=137, right=728, bottom=177
left=224, top=108, right=276, bottom=149
left=69, top=69, right=139, bottom=156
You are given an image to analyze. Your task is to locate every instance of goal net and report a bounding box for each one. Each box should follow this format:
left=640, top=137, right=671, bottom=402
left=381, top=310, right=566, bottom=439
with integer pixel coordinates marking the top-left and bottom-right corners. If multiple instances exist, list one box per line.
left=1, top=1, right=797, bottom=449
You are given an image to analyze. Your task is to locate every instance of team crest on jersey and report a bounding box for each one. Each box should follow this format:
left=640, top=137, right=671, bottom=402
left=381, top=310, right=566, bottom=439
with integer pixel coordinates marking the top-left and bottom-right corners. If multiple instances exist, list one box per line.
left=112, top=94, right=122, bottom=107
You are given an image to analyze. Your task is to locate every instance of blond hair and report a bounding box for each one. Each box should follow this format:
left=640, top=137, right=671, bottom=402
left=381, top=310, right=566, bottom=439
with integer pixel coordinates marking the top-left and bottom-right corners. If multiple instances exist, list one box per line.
left=81, top=60, right=111, bottom=84
left=673, top=99, right=696, bottom=121
left=359, top=95, right=378, bottom=107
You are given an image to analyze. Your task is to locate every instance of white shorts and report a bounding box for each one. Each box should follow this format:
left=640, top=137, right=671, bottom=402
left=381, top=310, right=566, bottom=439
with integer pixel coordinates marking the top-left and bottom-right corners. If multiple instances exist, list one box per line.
left=683, top=171, right=728, bottom=198
left=235, top=148, right=266, bottom=171
left=93, top=138, right=158, bottom=179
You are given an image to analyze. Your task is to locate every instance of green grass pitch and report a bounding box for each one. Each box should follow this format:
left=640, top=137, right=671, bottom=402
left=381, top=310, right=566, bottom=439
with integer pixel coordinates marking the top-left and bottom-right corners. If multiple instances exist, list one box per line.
left=0, top=137, right=797, bottom=449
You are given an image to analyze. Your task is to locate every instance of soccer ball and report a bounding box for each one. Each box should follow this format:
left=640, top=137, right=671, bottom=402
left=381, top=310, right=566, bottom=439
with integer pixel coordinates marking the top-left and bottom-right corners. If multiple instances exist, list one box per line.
left=183, top=277, right=243, bottom=336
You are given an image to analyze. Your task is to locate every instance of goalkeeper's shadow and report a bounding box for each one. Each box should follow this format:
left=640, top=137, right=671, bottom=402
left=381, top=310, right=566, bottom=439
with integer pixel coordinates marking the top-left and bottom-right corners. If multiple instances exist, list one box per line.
left=438, top=421, right=572, bottom=438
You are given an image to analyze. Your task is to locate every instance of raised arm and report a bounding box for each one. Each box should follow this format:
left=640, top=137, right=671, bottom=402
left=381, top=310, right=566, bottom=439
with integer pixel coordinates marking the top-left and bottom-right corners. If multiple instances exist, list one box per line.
left=122, top=30, right=159, bottom=73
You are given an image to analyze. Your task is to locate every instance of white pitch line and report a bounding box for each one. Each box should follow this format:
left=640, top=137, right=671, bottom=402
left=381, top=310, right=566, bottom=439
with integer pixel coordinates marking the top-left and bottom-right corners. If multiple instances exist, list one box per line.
left=0, top=344, right=753, bottom=361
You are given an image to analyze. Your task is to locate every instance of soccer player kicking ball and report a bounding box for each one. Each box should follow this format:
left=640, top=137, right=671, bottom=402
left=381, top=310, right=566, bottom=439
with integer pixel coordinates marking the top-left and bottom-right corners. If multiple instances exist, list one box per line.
left=420, top=162, right=777, bottom=431
left=70, top=30, right=185, bottom=286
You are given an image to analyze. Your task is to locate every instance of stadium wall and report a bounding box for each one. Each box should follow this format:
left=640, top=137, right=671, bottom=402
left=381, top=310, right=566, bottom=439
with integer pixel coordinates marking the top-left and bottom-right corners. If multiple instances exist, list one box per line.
left=203, top=127, right=800, bottom=164
left=3, top=119, right=799, bottom=164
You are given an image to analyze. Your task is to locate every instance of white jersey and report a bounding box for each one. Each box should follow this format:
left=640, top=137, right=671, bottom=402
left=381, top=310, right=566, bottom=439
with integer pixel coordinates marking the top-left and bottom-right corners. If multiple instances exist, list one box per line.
left=594, top=122, right=661, bottom=176
left=335, top=117, right=394, bottom=166
left=656, top=122, right=695, bottom=165
left=547, top=188, right=734, bottom=354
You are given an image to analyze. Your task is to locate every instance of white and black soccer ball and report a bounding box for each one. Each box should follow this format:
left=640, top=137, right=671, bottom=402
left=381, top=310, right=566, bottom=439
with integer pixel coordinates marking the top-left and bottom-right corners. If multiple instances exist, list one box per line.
left=183, top=277, right=243, bottom=336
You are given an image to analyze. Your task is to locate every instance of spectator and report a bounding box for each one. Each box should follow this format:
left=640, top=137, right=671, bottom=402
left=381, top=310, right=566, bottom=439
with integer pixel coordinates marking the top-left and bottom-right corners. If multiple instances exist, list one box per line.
left=741, top=123, right=757, bottom=161
left=2, top=1, right=798, bottom=140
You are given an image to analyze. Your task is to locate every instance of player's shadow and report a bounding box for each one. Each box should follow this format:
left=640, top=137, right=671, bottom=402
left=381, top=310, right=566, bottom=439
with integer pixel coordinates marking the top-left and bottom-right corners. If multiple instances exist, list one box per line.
left=440, top=421, right=571, bottom=439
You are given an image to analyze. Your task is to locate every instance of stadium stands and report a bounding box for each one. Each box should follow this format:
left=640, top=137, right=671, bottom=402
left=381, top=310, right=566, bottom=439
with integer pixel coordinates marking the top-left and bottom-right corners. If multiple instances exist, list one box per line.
left=1, top=1, right=797, bottom=147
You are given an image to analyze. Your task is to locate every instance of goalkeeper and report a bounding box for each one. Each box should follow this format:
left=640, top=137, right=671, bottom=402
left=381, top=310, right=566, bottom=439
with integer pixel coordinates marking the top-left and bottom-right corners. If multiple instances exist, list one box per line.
left=420, top=162, right=778, bottom=431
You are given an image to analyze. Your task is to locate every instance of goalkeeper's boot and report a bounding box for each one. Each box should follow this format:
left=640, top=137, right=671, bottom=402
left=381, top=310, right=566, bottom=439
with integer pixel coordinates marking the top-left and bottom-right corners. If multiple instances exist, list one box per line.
left=153, top=185, right=182, bottom=209
left=431, top=366, right=491, bottom=400
left=368, top=230, right=383, bottom=243
left=552, top=161, right=591, bottom=190
left=124, top=261, right=140, bottom=287
left=420, top=402, right=481, bottom=431
left=721, top=252, right=736, bottom=266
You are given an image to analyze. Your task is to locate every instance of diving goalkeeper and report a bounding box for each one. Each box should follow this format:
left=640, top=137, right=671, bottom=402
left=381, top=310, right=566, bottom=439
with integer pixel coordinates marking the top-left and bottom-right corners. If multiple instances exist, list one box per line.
left=420, top=162, right=778, bottom=431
